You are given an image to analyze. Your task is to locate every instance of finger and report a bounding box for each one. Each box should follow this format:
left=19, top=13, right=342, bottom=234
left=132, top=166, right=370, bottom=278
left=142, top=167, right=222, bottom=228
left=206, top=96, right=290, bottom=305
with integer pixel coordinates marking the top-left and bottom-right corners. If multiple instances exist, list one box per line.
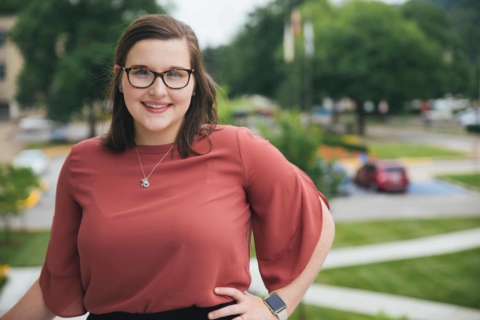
left=207, top=304, right=244, bottom=320
left=232, top=317, right=243, bottom=320
left=214, top=287, right=247, bottom=302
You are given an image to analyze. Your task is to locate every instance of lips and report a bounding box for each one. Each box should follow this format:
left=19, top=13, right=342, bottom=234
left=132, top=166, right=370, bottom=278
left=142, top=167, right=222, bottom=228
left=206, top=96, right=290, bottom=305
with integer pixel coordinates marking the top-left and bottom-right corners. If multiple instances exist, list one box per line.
left=142, top=102, right=172, bottom=109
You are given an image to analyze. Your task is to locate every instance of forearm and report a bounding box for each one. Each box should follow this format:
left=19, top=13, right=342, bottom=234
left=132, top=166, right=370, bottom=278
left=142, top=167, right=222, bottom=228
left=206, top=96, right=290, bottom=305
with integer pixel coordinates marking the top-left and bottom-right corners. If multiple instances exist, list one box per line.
left=271, top=198, right=335, bottom=316
left=1, top=278, right=55, bottom=320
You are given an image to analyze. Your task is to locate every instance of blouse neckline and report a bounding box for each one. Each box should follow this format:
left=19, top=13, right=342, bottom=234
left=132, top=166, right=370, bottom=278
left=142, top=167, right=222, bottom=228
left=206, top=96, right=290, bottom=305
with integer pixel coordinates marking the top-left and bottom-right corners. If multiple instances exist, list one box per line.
left=131, top=143, right=176, bottom=154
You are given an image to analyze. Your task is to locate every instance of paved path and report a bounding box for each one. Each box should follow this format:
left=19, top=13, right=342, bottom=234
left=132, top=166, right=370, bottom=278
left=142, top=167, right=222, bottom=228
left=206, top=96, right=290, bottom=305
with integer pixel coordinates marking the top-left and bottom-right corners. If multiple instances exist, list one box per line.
left=3, top=229, right=480, bottom=319
left=331, top=192, right=480, bottom=222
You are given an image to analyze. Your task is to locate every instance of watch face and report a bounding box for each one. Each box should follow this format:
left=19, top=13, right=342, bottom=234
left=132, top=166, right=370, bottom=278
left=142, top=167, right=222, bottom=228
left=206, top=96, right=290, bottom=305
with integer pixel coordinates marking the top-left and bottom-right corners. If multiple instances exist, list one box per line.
left=265, top=293, right=286, bottom=312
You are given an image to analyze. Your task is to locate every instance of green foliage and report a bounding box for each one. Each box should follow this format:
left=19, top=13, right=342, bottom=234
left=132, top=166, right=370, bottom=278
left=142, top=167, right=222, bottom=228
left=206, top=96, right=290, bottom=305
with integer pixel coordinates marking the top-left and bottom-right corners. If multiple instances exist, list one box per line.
left=207, top=0, right=466, bottom=135
left=204, top=0, right=288, bottom=99
left=401, top=0, right=472, bottom=95
left=259, top=111, right=341, bottom=198
left=466, top=124, right=480, bottom=133
left=0, top=165, right=40, bottom=243
left=430, top=0, right=480, bottom=63
left=0, top=0, right=31, bottom=14
left=9, top=0, right=164, bottom=129
left=313, top=1, right=449, bottom=104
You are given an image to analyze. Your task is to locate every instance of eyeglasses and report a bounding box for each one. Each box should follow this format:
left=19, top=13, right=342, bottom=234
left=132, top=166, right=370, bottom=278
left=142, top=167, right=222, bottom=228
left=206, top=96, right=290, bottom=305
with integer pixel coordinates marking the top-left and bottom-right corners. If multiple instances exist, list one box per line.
left=122, top=66, right=195, bottom=89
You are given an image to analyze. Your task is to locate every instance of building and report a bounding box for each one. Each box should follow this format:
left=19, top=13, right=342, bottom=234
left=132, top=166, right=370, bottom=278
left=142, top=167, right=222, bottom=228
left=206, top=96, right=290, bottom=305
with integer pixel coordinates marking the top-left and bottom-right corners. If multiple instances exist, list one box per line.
left=0, top=15, right=22, bottom=121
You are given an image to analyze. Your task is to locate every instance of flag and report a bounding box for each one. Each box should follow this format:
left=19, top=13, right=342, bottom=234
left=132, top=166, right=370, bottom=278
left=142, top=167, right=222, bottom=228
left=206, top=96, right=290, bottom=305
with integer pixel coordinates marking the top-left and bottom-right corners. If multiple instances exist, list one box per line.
left=284, top=22, right=295, bottom=63
left=304, top=20, right=314, bottom=58
left=291, top=9, right=302, bottom=36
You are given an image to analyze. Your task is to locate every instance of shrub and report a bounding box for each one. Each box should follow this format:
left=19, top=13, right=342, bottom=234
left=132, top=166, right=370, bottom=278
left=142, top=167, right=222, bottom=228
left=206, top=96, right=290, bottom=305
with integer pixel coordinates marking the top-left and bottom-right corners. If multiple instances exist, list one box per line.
left=466, top=125, right=480, bottom=134
left=259, top=111, right=342, bottom=198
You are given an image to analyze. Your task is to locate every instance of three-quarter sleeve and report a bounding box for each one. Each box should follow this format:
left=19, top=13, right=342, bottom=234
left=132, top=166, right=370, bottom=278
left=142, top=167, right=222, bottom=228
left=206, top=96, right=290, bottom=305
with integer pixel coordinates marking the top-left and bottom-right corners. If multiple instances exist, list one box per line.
left=39, top=148, right=86, bottom=317
left=236, top=127, right=328, bottom=291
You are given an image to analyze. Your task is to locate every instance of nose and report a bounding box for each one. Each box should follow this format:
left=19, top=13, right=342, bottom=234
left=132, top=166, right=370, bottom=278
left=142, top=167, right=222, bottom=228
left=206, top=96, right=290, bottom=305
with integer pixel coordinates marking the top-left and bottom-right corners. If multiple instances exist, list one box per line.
left=148, top=75, right=168, bottom=97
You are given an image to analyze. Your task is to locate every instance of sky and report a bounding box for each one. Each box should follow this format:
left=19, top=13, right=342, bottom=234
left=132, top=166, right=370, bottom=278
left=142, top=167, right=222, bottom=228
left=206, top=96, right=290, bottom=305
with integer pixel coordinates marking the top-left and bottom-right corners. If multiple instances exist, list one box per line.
left=168, top=0, right=408, bottom=49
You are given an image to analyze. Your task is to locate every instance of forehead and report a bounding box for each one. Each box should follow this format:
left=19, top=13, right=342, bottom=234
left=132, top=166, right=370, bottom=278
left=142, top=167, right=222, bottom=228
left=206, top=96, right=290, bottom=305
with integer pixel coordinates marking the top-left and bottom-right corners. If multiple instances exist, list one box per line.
left=125, top=38, right=191, bottom=69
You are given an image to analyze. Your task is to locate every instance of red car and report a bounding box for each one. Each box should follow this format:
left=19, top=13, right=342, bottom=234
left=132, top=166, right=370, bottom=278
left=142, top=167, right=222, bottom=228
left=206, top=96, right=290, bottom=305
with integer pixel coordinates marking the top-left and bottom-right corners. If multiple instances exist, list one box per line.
left=354, top=161, right=409, bottom=192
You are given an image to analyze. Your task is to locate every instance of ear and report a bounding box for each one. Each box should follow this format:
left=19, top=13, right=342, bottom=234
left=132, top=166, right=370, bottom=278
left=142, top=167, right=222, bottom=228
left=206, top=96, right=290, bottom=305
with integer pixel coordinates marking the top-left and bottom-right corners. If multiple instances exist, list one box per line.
left=114, top=64, right=122, bottom=76
left=114, top=65, right=123, bottom=92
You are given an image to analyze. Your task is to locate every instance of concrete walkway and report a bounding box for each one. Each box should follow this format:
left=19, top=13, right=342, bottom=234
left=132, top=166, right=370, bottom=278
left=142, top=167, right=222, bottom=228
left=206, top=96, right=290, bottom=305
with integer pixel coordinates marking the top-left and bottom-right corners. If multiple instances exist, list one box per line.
left=2, top=229, right=480, bottom=319
left=246, top=228, right=480, bottom=319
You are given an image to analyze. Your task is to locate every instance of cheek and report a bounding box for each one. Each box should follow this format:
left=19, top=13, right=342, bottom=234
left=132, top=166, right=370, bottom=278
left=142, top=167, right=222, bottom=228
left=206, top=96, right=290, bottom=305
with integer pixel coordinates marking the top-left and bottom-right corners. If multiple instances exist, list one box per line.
left=172, top=91, right=193, bottom=107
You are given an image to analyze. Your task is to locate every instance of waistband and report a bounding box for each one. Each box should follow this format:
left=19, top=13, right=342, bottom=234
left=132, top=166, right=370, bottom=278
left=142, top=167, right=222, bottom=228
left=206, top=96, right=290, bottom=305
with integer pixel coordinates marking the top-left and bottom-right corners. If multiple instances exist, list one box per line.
left=87, top=301, right=238, bottom=320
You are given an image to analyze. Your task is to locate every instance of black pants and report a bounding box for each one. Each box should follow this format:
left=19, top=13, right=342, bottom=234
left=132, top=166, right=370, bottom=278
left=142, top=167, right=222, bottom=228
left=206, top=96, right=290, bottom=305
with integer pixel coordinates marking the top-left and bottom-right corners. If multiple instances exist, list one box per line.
left=87, top=301, right=238, bottom=320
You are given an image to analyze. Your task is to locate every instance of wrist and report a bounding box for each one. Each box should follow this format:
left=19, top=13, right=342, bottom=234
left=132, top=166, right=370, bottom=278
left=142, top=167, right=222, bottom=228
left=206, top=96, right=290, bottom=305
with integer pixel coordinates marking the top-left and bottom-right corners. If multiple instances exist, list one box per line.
left=264, top=292, right=288, bottom=320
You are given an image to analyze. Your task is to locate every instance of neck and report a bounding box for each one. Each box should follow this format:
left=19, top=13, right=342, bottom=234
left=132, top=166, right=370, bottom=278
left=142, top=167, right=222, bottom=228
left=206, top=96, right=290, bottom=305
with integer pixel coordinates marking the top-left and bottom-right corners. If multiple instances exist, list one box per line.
left=134, top=130, right=177, bottom=146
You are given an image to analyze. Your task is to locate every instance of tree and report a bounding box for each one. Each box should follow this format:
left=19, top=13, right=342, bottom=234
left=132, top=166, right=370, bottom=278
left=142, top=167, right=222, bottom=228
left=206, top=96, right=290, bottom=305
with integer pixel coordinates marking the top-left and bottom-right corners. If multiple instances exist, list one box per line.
left=401, top=0, right=472, bottom=96
left=0, top=165, right=40, bottom=243
left=0, top=0, right=31, bottom=14
left=204, top=0, right=288, bottom=99
left=308, top=0, right=450, bottom=135
left=429, top=0, right=480, bottom=99
left=10, top=0, right=165, bottom=138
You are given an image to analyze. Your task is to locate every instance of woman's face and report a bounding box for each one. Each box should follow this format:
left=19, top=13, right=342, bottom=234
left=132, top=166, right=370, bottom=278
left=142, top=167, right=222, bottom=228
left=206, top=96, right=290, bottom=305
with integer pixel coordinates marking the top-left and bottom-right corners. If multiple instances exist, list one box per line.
left=117, top=38, right=195, bottom=145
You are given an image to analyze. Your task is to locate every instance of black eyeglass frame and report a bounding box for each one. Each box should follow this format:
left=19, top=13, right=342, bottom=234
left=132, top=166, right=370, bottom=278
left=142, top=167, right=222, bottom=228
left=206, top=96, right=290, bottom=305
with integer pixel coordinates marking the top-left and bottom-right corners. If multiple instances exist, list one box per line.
left=122, top=66, right=195, bottom=89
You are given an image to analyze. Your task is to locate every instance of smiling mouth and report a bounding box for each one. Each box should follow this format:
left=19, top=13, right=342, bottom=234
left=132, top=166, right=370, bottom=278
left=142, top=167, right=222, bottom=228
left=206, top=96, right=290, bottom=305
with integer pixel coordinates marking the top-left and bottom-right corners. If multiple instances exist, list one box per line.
left=142, top=102, right=172, bottom=109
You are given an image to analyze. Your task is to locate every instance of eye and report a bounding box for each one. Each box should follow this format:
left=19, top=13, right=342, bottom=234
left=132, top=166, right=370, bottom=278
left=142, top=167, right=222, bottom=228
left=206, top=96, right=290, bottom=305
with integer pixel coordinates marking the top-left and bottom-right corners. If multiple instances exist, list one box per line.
left=166, top=70, right=184, bottom=78
left=131, top=68, right=151, bottom=76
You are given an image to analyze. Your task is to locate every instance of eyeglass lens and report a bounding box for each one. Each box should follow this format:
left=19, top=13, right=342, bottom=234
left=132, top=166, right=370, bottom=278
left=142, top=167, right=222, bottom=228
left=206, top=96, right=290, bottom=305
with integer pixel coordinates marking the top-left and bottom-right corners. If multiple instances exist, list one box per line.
left=128, top=68, right=190, bottom=88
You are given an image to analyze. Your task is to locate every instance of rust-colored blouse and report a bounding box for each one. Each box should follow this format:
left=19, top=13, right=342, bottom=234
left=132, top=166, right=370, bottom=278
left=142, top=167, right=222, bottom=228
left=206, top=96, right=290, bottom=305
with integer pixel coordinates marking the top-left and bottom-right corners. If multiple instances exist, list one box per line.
left=39, top=125, right=328, bottom=317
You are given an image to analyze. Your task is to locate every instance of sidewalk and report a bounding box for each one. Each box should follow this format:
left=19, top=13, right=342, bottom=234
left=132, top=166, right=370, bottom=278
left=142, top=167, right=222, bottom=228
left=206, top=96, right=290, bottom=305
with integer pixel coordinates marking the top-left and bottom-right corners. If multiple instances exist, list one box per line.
left=0, top=122, right=25, bottom=164
left=2, top=228, right=480, bottom=319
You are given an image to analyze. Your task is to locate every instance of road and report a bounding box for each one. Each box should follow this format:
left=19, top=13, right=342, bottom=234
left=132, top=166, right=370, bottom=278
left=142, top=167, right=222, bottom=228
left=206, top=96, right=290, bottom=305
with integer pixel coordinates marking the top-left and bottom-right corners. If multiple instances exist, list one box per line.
left=367, top=125, right=480, bottom=155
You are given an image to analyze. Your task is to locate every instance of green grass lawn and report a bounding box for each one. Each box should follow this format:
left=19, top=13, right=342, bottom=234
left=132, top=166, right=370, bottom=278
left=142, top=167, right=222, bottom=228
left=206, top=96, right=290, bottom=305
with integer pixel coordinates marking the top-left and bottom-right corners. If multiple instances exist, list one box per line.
left=289, top=304, right=407, bottom=320
left=0, top=230, right=50, bottom=267
left=251, top=217, right=480, bottom=257
left=331, top=217, right=480, bottom=248
left=315, top=248, right=480, bottom=309
left=438, top=172, right=480, bottom=189
left=367, top=142, right=466, bottom=159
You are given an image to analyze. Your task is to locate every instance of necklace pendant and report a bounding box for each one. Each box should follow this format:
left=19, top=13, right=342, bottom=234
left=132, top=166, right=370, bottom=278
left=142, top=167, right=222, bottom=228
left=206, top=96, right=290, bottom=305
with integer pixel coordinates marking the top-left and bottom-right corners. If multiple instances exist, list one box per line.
left=141, top=178, right=150, bottom=188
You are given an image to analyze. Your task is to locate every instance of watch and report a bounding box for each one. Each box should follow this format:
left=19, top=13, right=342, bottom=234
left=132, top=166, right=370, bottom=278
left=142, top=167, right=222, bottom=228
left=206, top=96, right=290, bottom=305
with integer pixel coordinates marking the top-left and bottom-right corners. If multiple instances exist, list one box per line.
left=263, top=293, right=288, bottom=320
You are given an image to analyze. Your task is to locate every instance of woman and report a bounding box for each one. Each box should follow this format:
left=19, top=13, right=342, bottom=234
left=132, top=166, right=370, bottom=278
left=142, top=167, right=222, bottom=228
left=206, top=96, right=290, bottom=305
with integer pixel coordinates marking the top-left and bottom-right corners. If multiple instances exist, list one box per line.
left=2, top=14, right=334, bottom=320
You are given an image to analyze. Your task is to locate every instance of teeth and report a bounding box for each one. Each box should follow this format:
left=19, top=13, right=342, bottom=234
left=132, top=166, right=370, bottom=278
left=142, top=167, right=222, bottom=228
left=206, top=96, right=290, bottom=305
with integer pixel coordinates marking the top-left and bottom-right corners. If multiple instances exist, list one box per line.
left=144, top=103, right=169, bottom=109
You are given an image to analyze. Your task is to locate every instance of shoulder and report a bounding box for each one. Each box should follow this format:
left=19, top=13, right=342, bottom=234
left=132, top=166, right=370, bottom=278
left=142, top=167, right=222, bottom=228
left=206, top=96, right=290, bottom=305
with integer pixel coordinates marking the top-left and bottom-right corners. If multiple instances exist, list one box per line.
left=71, top=136, right=103, bottom=154
left=69, top=136, right=111, bottom=162
left=208, top=125, right=267, bottom=147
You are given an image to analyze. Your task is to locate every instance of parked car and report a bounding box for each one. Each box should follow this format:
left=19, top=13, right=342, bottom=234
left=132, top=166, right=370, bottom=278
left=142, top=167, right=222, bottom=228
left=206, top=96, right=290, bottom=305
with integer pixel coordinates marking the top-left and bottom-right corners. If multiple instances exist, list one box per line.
left=456, top=108, right=480, bottom=126
left=354, top=161, right=409, bottom=193
left=18, top=115, right=53, bottom=131
left=13, top=149, right=49, bottom=175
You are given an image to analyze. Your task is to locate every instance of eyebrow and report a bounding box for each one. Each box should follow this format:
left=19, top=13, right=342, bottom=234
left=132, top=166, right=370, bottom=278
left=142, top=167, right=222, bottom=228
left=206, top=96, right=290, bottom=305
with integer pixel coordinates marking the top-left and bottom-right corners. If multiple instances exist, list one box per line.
left=129, top=64, right=190, bottom=70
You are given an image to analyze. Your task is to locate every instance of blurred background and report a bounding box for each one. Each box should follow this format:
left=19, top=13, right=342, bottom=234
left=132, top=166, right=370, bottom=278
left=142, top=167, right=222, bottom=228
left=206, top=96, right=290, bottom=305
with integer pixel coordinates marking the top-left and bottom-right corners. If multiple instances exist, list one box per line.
left=0, top=0, right=479, bottom=319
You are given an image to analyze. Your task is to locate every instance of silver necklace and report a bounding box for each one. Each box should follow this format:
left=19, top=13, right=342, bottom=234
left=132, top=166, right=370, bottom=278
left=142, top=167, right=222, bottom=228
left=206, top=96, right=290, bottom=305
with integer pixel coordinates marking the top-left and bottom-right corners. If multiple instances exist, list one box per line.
left=135, top=144, right=174, bottom=188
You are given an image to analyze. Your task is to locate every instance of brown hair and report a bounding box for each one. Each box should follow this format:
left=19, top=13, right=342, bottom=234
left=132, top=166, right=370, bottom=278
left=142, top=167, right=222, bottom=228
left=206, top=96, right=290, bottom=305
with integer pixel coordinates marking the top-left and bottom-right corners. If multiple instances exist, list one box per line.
left=101, top=14, right=218, bottom=157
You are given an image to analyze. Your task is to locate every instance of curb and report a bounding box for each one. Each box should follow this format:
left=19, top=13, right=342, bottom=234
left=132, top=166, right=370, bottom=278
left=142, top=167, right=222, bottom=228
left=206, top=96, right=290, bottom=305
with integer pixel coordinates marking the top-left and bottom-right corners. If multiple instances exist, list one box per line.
left=42, top=145, right=72, bottom=158
left=18, top=189, right=41, bottom=209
